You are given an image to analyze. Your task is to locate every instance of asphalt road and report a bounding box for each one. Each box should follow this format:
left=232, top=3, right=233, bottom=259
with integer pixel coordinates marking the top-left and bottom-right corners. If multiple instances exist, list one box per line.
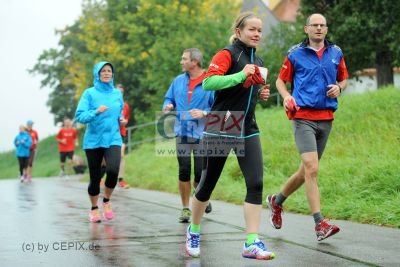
left=1, top=177, right=399, bottom=266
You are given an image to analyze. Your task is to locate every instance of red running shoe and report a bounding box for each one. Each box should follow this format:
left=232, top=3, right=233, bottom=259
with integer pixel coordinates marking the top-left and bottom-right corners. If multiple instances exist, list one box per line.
left=315, top=219, right=340, bottom=241
left=118, top=179, right=130, bottom=189
left=266, top=195, right=282, bottom=229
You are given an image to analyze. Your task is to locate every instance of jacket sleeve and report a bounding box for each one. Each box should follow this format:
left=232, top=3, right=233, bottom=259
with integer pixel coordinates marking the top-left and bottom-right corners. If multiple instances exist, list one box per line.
left=162, top=81, right=176, bottom=111
left=118, top=95, right=124, bottom=120
left=24, top=135, right=32, bottom=148
left=75, top=90, right=98, bottom=124
left=203, top=72, right=246, bottom=91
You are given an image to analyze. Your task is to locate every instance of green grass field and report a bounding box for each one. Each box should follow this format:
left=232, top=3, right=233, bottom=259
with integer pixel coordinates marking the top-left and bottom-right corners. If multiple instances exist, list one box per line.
left=1, top=87, right=399, bottom=227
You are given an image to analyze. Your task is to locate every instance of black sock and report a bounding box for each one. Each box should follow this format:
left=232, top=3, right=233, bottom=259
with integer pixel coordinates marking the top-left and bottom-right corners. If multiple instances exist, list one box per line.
left=91, top=206, right=98, bottom=210
left=313, top=212, right=324, bottom=225
left=118, top=177, right=123, bottom=181
left=103, top=198, right=110, bottom=203
left=275, top=192, right=287, bottom=206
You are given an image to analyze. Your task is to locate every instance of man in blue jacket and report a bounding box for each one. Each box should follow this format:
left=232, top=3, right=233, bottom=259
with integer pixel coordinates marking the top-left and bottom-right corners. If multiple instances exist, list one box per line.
left=267, top=13, right=348, bottom=241
left=162, top=48, right=214, bottom=223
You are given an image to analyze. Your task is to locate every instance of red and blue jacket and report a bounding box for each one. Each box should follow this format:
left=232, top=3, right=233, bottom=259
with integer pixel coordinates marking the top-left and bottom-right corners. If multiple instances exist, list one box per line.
left=285, top=39, right=347, bottom=111
left=162, top=72, right=214, bottom=139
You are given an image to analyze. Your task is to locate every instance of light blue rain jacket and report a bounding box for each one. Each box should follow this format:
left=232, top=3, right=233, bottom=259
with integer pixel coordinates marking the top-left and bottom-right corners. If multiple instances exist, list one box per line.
left=75, top=61, right=123, bottom=149
left=14, top=131, right=32, bottom=157
left=162, top=72, right=214, bottom=139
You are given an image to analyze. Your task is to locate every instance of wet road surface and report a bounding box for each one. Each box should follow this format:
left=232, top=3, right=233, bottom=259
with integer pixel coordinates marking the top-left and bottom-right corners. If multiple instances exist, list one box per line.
left=1, top=177, right=399, bottom=266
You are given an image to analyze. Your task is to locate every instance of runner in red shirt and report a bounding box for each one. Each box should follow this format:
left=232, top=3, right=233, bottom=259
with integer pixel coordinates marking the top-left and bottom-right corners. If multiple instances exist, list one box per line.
left=26, top=119, right=39, bottom=182
left=267, top=13, right=349, bottom=242
left=56, top=118, right=78, bottom=178
left=116, top=84, right=130, bottom=188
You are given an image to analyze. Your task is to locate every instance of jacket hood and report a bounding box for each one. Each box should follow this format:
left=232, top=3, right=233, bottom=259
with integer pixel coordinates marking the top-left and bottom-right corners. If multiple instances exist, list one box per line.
left=93, top=61, right=115, bottom=92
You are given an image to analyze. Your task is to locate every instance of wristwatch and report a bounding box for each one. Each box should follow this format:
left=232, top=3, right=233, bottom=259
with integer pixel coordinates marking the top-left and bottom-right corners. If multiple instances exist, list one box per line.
left=202, top=110, right=208, bottom=117
left=337, top=83, right=343, bottom=93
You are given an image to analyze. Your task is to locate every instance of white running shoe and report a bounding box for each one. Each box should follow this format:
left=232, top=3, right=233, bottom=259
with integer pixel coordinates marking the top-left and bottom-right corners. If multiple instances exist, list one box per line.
left=185, top=225, right=200, bottom=257
left=242, top=239, right=275, bottom=260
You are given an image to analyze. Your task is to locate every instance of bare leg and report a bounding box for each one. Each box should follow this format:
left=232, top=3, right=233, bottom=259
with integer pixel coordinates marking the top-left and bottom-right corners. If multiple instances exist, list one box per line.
left=60, top=162, right=65, bottom=172
left=179, top=181, right=191, bottom=207
left=67, top=159, right=73, bottom=175
left=104, top=187, right=114, bottom=200
left=191, top=195, right=208, bottom=225
left=281, top=162, right=306, bottom=197
left=243, top=202, right=262, bottom=234
left=89, top=194, right=99, bottom=208
left=301, top=152, right=320, bottom=213
left=27, top=166, right=32, bottom=177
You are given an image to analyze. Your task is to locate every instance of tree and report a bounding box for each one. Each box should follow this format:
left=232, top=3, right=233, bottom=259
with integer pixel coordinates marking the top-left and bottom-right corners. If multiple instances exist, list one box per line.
left=30, top=0, right=241, bottom=126
left=258, top=20, right=305, bottom=107
left=301, top=0, right=400, bottom=87
left=29, top=20, right=88, bottom=123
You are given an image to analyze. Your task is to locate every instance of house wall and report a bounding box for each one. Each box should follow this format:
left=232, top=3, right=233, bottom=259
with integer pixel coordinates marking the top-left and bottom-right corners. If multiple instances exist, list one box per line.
left=344, top=73, right=400, bottom=95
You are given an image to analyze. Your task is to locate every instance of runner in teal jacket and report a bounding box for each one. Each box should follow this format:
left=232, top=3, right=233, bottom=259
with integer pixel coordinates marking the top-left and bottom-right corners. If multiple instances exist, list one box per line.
left=14, top=127, right=32, bottom=157
left=75, top=61, right=124, bottom=223
left=75, top=61, right=123, bottom=149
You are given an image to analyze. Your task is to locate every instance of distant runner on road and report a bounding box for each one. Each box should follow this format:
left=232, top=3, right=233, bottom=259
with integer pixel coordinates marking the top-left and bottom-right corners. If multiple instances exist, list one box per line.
left=14, top=125, right=32, bottom=182
left=55, top=117, right=78, bottom=178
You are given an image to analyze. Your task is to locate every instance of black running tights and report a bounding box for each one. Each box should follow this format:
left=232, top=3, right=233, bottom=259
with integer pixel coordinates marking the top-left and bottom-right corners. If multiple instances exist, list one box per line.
left=85, top=146, right=121, bottom=196
left=195, top=135, right=264, bottom=204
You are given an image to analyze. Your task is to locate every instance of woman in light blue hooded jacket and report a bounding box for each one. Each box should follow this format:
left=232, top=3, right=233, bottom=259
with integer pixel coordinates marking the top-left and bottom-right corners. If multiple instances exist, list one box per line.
left=75, top=61, right=124, bottom=223
left=14, top=125, right=32, bottom=182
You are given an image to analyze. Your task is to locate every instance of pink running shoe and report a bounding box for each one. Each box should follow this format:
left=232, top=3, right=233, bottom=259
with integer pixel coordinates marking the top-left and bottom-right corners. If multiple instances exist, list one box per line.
left=89, top=208, right=102, bottom=223
left=26, top=175, right=32, bottom=182
left=103, top=202, right=114, bottom=221
left=315, top=219, right=340, bottom=241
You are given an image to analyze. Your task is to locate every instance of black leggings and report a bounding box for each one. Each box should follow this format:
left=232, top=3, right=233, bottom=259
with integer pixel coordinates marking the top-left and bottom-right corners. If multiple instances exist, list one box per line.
left=85, top=146, right=121, bottom=196
left=176, top=137, right=202, bottom=183
left=195, top=135, right=264, bottom=204
left=17, top=157, right=29, bottom=175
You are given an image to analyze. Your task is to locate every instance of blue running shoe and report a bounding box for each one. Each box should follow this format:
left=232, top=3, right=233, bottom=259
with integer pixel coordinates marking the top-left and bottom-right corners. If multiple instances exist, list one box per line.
left=185, top=225, right=200, bottom=257
left=242, top=239, right=275, bottom=260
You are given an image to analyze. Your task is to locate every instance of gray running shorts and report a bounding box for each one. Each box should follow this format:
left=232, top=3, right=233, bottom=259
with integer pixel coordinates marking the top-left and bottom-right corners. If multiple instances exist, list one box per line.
left=292, top=119, right=333, bottom=159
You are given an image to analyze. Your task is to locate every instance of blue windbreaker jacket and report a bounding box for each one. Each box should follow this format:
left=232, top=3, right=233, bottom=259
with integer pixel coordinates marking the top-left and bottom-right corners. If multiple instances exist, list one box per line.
left=75, top=61, right=123, bottom=149
left=162, top=72, right=214, bottom=139
left=288, top=39, right=344, bottom=110
left=14, top=131, right=32, bottom=157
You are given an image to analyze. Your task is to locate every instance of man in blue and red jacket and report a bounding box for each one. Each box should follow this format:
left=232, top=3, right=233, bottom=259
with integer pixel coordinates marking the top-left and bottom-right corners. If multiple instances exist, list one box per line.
left=267, top=13, right=348, bottom=242
left=162, top=48, right=214, bottom=223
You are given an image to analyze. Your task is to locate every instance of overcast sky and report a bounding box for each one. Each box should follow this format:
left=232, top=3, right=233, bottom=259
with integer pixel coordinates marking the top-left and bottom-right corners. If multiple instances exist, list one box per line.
left=0, top=0, right=83, bottom=152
